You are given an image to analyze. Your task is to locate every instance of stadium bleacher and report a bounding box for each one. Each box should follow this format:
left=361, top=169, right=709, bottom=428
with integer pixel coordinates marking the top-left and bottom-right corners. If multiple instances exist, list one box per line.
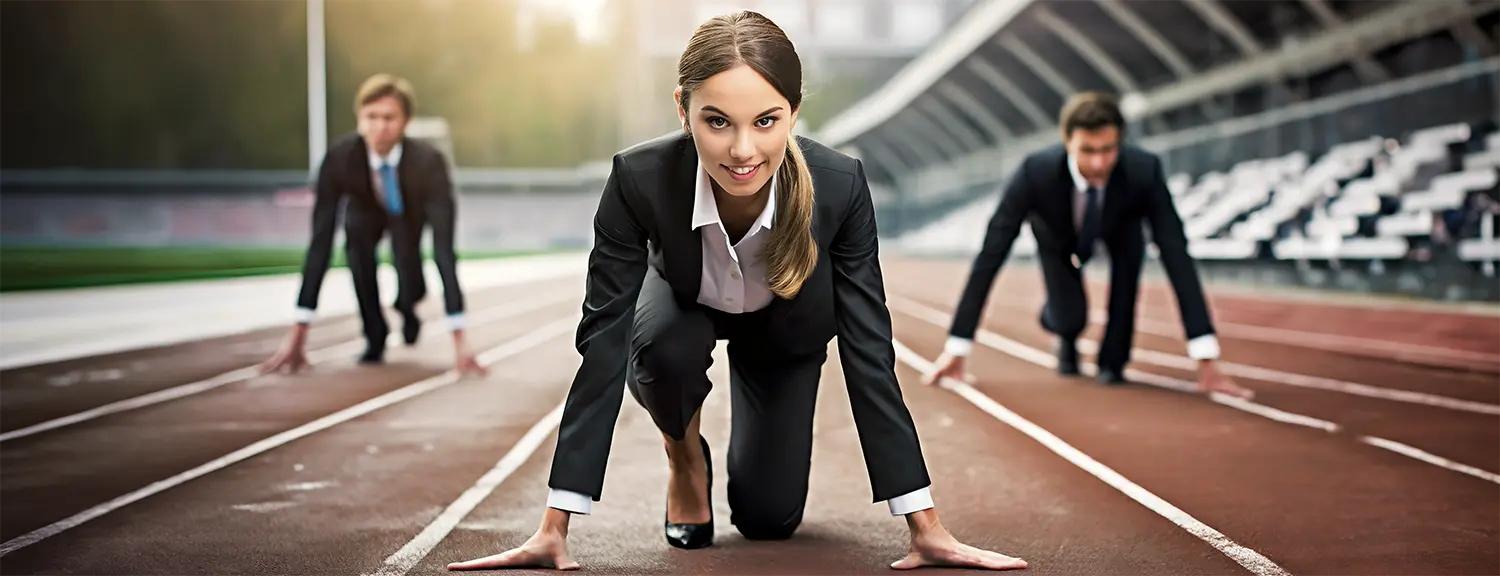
left=812, top=0, right=1498, bottom=301
left=893, top=118, right=1500, bottom=280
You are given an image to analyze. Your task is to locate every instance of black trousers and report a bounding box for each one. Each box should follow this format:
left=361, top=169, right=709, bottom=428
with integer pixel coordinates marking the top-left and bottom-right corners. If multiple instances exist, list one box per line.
left=1038, top=223, right=1146, bottom=371
left=627, top=269, right=823, bottom=541
left=344, top=214, right=426, bottom=349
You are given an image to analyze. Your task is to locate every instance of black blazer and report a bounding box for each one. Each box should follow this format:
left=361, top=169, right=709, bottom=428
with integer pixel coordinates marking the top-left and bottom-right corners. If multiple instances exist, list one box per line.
left=295, top=132, right=465, bottom=316
left=949, top=143, right=1212, bottom=341
left=547, top=132, right=930, bottom=505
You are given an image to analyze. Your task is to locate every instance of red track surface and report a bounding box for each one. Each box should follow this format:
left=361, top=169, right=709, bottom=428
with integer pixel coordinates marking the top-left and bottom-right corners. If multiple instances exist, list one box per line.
left=1, top=257, right=1496, bottom=575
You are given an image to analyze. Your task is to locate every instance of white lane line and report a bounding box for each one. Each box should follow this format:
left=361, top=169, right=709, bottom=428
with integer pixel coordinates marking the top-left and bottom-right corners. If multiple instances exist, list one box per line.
left=889, top=339, right=1291, bottom=576
left=890, top=295, right=1500, bottom=487
left=916, top=296, right=1500, bottom=416
left=372, top=403, right=567, bottom=576
left=0, top=315, right=579, bottom=558
left=1357, top=436, right=1500, bottom=485
left=0, top=253, right=586, bottom=371
left=888, top=295, right=1337, bottom=432
left=1070, top=326, right=1500, bottom=417
left=1099, top=310, right=1500, bottom=368
left=0, top=292, right=578, bottom=443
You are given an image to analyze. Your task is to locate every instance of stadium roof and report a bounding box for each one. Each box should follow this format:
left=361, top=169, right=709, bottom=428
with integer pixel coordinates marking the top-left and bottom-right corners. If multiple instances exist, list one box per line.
left=816, top=0, right=1499, bottom=183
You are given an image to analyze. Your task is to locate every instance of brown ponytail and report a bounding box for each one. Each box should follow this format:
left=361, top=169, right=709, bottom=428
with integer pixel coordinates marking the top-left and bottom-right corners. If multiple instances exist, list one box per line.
left=765, top=134, right=818, bottom=299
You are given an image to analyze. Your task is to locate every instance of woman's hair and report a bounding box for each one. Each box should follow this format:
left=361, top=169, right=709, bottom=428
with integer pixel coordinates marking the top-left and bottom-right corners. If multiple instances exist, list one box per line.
left=677, top=10, right=817, bottom=299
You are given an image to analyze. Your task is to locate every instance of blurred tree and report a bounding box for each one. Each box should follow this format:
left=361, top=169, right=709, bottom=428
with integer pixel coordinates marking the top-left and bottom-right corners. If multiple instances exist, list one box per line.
left=1, top=0, right=626, bottom=170
left=1, top=0, right=307, bottom=170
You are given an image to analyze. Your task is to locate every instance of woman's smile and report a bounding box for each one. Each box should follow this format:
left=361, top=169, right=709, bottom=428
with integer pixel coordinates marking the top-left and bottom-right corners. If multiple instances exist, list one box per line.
left=723, top=162, right=763, bottom=182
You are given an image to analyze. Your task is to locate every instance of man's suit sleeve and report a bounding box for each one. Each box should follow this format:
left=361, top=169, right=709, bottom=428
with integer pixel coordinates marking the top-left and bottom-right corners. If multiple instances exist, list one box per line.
left=830, top=159, right=933, bottom=507
left=295, top=153, right=341, bottom=321
left=545, top=154, right=650, bottom=510
left=1141, top=153, right=1218, bottom=353
left=424, top=153, right=466, bottom=327
left=948, top=159, right=1036, bottom=343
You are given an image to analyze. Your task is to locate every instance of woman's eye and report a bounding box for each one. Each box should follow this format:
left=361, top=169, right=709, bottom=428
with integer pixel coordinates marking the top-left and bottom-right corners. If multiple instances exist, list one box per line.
left=707, top=117, right=728, bottom=128
left=756, top=117, right=776, bottom=128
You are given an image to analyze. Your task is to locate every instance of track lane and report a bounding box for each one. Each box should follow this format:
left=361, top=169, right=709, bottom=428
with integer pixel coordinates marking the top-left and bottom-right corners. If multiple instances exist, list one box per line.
left=892, top=282, right=1500, bottom=477
left=1121, top=328, right=1500, bottom=407
left=0, top=280, right=565, bottom=436
left=0, top=311, right=582, bottom=576
left=961, top=293, right=1500, bottom=411
left=1, top=255, right=1495, bottom=574
left=414, top=345, right=1267, bottom=575
left=0, top=298, right=579, bottom=550
left=884, top=258, right=1500, bottom=373
left=905, top=281, right=1500, bottom=479
left=1103, top=347, right=1500, bottom=479
left=885, top=258, right=1497, bottom=405
left=887, top=305, right=1500, bottom=575
left=1134, top=283, right=1500, bottom=361
left=0, top=290, right=582, bottom=445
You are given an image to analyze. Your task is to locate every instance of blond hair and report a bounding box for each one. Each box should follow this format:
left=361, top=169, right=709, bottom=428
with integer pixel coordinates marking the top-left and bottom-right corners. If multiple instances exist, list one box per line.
left=354, top=73, right=416, bottom=117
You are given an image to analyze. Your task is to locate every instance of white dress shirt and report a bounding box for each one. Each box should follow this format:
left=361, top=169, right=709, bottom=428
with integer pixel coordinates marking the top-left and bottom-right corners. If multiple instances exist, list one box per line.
left=548, top=161, right=935, bottom=517
left=293, top=141, right=465, bottom=331
left=943, top=154, right=1220, bottom=361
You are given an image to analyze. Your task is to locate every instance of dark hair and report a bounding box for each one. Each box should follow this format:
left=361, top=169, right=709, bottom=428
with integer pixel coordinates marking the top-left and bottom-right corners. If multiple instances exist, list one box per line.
left=1059, top=91, right=1124, bottom=136
left=677, top=10, right=816, bottom=299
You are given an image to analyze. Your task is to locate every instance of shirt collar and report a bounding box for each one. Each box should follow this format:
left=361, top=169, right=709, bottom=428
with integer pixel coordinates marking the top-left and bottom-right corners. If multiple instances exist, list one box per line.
left=1067, top=154, right=1088, bottom=192
left=1067, top=153, right=1110, bottom=192
left=691, top=160, right=777, bottom=232
left=368, top=141, right=404, bottom=170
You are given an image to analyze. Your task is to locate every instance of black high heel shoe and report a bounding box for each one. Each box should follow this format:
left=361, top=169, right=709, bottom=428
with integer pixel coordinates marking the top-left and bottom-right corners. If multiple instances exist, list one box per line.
left=664, top=435, right=713, bottom=549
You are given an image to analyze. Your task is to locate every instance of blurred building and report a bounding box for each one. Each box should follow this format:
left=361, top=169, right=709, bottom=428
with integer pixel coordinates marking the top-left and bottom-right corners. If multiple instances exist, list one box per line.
left=608, top=0, right=980, bottom=145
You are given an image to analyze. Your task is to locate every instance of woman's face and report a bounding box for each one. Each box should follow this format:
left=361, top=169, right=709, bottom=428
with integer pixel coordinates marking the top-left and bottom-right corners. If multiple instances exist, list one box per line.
left=677, top=63, right=798, bottom=198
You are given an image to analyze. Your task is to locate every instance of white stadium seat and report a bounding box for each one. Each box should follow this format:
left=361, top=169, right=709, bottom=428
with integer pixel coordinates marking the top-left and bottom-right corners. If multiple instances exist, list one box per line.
left=891, top=121, right=1497, bottom=265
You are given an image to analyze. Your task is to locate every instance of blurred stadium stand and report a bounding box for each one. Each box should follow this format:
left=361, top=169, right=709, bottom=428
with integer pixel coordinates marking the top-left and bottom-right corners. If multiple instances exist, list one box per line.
left=3, top=0, right=1496, bottom=303
left=814, top=0, right=1500, bottom=302
left=0, top=116, right=610, bottom=253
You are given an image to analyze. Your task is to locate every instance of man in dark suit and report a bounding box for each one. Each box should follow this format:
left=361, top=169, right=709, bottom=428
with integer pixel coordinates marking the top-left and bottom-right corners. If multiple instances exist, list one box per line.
left=260, top=73, right=484, bottom=376
left=923, top=92, right=1251, bottom=399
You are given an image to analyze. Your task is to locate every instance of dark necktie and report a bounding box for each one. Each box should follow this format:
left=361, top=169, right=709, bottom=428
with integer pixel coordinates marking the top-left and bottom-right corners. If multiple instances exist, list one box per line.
left=1075, top=186, right=1101, bottom=265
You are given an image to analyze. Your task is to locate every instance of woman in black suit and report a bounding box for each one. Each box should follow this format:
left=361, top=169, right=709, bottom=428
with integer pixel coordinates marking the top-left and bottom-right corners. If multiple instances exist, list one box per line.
left=449, top=10, right=1026, bottom=573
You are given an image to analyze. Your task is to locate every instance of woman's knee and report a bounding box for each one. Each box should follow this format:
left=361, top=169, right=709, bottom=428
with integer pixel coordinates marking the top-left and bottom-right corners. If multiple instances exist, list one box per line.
left=630, top=333, right=705, bottom=387
left=731, top=497, right=806, bottom=540
left=627, top=311, right=715, bottom=440
left=733, top=512, right=803, bottom=541
left=631, top=316, right=713, bottom=384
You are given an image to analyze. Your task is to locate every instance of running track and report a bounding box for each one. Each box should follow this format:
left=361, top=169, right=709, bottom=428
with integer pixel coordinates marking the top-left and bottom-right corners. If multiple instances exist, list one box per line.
left=1, top=254, right=1496, bottom=575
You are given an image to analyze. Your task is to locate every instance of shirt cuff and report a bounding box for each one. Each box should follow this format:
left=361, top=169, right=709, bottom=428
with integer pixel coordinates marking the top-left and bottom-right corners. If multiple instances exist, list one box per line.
left=943, top=336, right=974, bottom=357
left=546, top=488, right=592, bottom=515
left=447, top=313, right=466, bottom=331
left=1187, top=334, right=1220, bottom=360
left=886, top=486, right=934, bottom=516
left=293, top=307, right=315, bottom=324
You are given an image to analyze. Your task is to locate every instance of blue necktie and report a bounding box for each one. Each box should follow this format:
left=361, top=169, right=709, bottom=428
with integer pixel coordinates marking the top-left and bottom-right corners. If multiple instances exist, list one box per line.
left=380, top=162, right=403, bottom=215
left=1075, top=186, right=1100, bottom=265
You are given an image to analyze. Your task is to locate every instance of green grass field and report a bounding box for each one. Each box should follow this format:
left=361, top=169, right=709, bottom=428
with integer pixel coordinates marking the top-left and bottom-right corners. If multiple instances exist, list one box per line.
left=0, top=246, right=552, bottom=292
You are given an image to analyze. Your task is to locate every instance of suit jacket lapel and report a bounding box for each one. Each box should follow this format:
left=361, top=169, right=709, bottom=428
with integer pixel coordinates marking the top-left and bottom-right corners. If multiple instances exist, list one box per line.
left=1052, top=153, right=1079, bottom=247
left=394, top=137, right=415, bottom=220
left=662, top=135, right=703, bottom=302
left=1098, top=159, right=1126, bottom=238
left=350, top=137, right=378, bottom=212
